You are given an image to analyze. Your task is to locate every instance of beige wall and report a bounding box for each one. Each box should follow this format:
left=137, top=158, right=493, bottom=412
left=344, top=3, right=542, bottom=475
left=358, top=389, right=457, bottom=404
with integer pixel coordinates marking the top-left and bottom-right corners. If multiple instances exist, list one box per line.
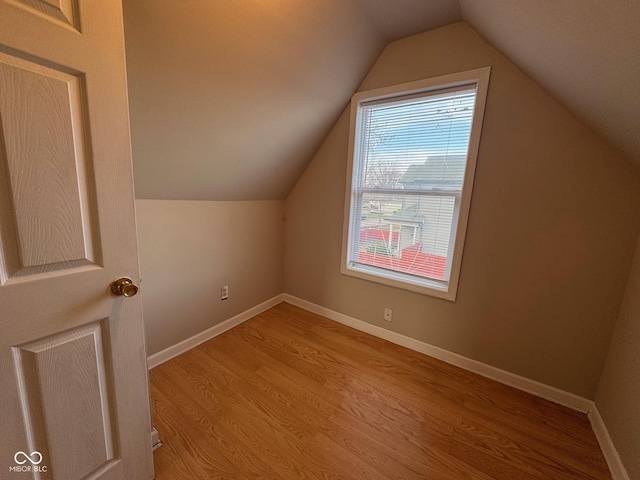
left=284, top=22, right=640, bottom=398
left=136, top=200, right=284, bottom=355
left=596, top=235, right=640, bottom=479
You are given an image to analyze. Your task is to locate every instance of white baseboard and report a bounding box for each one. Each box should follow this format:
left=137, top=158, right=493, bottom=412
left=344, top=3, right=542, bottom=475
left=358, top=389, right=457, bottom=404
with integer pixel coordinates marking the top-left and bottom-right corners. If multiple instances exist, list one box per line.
left=283, top=294, right=592, bottom=413
left=146, top=294, right=284, bottom=369
left=151, top=427, right=162, bottom=451
left=589, top=406, right=631, bottom=480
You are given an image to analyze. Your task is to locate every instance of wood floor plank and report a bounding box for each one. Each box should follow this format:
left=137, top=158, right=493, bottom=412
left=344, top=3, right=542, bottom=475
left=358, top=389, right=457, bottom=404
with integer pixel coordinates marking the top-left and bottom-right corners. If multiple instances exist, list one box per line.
left=450, top=415, right=608, bottom=480
left=151, top=302, right=612, bottom=480
left=173, top=346, right=385, bottom=479
left=150, top=381, right=246, bottom=479
left=458, top=395, right=609, bottom=479
left=213, top=332, right=440, bottom=478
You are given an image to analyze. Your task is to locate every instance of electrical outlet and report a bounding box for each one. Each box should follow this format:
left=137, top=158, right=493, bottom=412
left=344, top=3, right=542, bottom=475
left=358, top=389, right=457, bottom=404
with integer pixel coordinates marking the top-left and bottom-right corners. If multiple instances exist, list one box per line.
left=221, top=285, right=229, bottom=300
left=383, top=308, right=392, bottom=322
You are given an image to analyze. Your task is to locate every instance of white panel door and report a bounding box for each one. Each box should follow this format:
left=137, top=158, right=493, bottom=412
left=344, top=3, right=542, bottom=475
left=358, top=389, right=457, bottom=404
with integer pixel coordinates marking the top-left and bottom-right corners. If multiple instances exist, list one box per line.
left=0, top=1, right=154, bottom=479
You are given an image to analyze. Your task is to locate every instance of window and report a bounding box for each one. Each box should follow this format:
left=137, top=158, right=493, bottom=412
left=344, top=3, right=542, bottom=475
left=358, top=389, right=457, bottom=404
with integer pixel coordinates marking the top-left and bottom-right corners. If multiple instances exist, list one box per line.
left=341, top=68, right=490, bottom=300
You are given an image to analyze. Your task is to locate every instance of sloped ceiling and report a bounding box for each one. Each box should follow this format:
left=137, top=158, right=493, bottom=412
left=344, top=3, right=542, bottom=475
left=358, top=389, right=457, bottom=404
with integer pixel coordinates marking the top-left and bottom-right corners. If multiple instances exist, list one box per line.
left=123, top=0, right=640, bottom=201
left=459, top=0, right=640, bottom=172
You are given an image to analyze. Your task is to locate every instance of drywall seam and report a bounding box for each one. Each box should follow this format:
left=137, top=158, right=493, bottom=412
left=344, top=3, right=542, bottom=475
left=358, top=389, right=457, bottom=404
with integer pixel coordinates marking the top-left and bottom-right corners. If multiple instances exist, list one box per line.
left=146, top=294, right=284, bottom=369
left=589, top=405, right=632, bottom=480
left=283, top=294, right=592, bottom=413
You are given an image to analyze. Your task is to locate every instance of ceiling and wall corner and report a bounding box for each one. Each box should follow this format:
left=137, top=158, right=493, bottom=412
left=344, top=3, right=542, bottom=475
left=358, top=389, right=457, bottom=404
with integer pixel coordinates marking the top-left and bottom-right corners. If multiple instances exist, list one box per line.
left=458, top=0, right=640, bottom=168
left=123, top=0, right=640, bottom=203
left=283, top=21, right=640, bottom=400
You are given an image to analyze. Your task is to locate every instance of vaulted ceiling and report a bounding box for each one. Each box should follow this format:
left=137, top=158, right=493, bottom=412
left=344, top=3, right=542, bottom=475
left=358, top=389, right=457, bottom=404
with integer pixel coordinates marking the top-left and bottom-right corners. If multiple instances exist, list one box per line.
left=122, top=0, right=640, bottom=201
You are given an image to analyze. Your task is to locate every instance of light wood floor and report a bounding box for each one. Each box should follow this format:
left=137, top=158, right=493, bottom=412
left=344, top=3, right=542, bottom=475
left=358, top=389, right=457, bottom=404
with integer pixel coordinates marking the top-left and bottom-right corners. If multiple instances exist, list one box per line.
left=150, top=302, right=611, bottom=480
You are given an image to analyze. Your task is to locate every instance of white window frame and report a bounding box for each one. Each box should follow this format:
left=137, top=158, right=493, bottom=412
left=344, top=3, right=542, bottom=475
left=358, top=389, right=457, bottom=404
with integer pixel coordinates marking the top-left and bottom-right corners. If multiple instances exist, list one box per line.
left=340, top=67, right=491, bottom=301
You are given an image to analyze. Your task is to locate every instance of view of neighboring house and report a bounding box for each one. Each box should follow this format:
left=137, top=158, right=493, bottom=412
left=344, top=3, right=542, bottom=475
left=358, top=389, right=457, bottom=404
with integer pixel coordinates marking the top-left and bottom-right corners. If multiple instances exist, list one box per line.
left=357, top=155, right=466, bottom=281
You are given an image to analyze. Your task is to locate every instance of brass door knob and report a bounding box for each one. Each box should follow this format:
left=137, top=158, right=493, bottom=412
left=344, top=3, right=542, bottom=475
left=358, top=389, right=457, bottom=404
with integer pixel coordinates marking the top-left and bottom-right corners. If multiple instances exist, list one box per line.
left=110, top=277, right=139, bottom=297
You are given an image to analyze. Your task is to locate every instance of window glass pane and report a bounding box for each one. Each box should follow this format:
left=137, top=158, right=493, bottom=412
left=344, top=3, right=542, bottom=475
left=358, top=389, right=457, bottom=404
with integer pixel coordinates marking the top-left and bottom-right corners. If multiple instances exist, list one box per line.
left=358, top=88, right=475, bottom=192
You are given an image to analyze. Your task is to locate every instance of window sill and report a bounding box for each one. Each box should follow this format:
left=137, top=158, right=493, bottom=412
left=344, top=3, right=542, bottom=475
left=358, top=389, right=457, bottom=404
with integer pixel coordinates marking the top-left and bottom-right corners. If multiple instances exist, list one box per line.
left=340, top=262, right=457, bottom=301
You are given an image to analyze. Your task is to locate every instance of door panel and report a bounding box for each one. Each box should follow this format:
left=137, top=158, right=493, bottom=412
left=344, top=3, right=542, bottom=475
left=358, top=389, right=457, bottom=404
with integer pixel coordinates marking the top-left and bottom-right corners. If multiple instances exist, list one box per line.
left=13, top=322, right=116, bottom=479
left=0, top=0, right=154, bottom=478
left=11, top=0, right=79, bottom=30
left=0, top=52, right=100, bottom=280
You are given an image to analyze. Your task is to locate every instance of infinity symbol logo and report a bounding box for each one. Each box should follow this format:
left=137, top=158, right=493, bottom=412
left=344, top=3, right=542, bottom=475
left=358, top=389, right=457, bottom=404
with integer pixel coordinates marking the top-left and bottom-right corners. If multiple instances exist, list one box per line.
left=14, top=451, right=43, bottom=465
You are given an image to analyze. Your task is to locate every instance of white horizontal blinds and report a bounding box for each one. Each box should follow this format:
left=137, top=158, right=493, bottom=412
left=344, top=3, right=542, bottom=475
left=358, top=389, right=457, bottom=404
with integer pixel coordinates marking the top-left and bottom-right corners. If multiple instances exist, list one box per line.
left=351, top=84, right=478, bottom=283
left=359, top=86, right=476, bottom=191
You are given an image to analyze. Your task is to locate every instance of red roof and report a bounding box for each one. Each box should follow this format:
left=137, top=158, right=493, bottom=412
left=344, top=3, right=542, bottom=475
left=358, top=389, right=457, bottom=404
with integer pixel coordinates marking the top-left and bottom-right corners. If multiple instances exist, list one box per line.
left=358, top=229, right=446, bottom=280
